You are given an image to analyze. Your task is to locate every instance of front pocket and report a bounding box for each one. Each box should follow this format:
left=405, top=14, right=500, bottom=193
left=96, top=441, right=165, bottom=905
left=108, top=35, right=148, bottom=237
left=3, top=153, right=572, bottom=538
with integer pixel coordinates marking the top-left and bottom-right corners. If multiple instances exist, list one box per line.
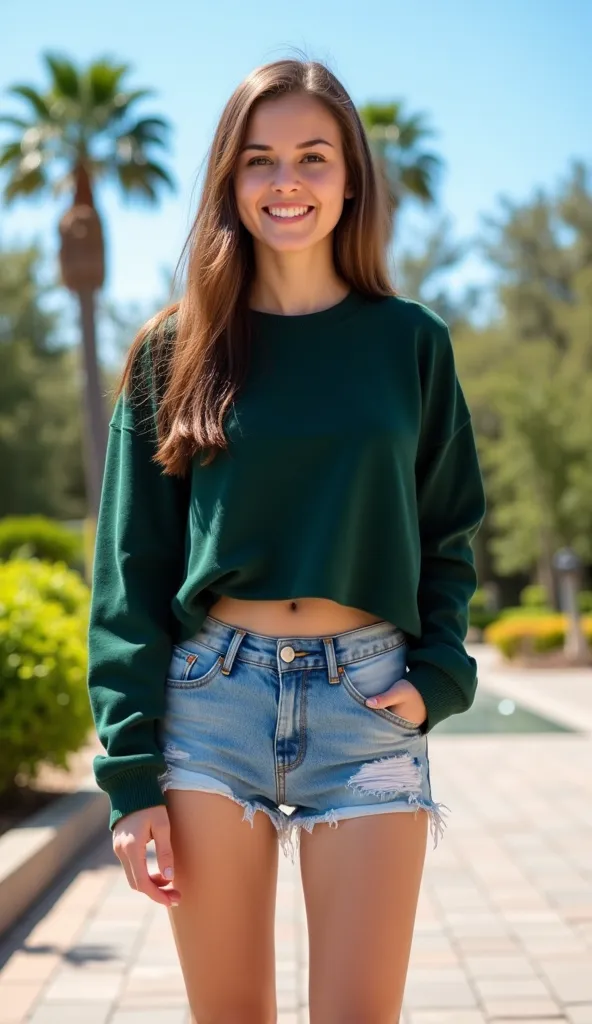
left=340, top=644, right=422, bottom=733
left=166, top=641, right=225, bottom=689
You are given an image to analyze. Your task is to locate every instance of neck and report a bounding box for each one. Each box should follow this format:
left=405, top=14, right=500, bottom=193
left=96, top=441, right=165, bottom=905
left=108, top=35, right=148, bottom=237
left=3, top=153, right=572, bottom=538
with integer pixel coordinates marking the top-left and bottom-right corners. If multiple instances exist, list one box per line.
left=249, top=238, right=349, bottom=316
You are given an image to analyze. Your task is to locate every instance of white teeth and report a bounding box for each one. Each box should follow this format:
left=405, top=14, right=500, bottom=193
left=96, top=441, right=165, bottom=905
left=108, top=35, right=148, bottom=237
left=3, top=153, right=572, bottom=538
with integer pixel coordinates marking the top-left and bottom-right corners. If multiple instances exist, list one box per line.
left=267, top=206, right=310, bottom=219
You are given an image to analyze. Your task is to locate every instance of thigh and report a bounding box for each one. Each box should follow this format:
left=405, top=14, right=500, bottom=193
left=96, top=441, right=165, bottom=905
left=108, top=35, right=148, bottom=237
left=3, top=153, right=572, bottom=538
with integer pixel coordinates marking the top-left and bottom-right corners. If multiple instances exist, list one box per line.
left=300, top=808, right=428, bottom=1023
left=166, top=789, right=279, bottom=1022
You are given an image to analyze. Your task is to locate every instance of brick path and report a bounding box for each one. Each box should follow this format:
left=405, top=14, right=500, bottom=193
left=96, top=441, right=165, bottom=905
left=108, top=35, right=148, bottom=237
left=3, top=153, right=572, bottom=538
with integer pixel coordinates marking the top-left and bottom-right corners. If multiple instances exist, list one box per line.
left=1, top=647, right=591, bottom=1023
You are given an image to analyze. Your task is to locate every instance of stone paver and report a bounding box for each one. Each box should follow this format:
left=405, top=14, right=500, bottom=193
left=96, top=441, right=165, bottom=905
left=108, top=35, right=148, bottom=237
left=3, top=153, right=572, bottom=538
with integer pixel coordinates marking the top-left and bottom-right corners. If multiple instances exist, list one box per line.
left=0, top=646, right=590, bottom=1022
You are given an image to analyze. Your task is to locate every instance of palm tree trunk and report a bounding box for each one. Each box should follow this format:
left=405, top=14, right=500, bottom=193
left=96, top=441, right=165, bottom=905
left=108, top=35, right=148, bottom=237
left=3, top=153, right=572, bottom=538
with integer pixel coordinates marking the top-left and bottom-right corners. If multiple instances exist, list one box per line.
left=77, top=287, right=107, bottom=519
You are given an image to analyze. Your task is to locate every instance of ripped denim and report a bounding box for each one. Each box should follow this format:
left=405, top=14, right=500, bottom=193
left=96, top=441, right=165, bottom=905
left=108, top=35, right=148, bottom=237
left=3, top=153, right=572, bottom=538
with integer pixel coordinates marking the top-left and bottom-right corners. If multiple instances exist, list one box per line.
left=156, top=615, right=448, bottom=862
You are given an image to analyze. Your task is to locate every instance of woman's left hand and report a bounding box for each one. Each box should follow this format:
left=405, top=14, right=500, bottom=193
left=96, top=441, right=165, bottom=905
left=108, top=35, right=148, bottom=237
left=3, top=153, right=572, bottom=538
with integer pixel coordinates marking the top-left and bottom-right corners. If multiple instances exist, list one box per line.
left=365, top=678, right=427, bottom=728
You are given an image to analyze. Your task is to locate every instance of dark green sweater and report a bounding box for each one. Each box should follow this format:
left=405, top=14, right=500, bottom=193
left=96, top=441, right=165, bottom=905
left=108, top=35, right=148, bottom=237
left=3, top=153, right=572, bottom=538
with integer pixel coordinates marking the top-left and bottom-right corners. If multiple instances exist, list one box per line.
left=88, top=290, right=486, bottom=830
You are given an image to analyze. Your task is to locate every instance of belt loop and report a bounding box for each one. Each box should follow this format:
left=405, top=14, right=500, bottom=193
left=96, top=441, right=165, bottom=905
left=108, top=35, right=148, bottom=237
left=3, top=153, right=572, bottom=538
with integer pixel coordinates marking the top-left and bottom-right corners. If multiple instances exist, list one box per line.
left=323, top=637, right=340, bottom=684
left=221, top=628, right=246, bottom=675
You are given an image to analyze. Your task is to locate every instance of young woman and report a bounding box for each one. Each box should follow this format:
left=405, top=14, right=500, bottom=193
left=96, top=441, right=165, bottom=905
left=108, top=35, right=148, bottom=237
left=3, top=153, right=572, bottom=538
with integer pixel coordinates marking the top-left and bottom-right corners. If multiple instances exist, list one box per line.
left=88, top=58, right=485, bottom=1023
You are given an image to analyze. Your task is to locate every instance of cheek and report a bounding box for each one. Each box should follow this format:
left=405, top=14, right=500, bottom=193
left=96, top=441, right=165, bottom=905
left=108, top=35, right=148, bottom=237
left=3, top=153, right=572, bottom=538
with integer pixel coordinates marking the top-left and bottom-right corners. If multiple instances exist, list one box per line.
left=310, top=166, right=348, bottom=211
left=234, top=173, right=262, bottom=222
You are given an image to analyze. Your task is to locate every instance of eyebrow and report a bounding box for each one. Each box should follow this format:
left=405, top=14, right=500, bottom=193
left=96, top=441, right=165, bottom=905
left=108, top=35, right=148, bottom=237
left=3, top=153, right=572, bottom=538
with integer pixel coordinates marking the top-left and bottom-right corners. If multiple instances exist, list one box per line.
left=241, top=138, right=335, bottom=153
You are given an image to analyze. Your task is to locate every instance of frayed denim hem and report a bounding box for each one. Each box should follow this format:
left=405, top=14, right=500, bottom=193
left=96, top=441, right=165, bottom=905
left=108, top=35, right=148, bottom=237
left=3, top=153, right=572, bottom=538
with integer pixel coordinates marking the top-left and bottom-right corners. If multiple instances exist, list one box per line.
left=158, top=767, right=296, bottom=861
left=288, top=798, right=449, bottom=854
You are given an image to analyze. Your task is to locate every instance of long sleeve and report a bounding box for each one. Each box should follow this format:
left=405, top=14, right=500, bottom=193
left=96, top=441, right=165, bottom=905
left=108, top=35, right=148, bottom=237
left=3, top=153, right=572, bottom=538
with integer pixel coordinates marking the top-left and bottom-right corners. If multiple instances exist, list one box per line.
left=405, top=318, right=486, bottom=731
left=87, top=343, right=189, bottom=830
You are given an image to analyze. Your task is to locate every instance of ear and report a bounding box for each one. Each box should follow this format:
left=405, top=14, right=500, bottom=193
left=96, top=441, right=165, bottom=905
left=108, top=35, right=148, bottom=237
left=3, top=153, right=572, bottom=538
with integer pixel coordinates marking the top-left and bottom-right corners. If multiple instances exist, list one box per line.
left=344, top=183, right=355, bottom=200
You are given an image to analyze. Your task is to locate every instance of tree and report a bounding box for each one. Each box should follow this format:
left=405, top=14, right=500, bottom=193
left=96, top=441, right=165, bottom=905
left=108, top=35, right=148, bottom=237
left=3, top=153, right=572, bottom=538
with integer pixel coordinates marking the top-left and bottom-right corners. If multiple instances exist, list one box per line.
left=0, top=244, right=85, bottom=518
left=396, top=214, right=481, bottom=328
left=454, top=161, right=592, bottom=594
left=0, top=53, right=175, bottom=516
left=359, top=101, right=443, bottom=228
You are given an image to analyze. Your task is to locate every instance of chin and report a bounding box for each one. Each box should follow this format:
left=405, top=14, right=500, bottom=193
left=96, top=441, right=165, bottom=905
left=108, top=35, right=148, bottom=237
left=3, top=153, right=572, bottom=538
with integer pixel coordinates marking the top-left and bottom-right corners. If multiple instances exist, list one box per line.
left=261, top=232, right=322, bottom=254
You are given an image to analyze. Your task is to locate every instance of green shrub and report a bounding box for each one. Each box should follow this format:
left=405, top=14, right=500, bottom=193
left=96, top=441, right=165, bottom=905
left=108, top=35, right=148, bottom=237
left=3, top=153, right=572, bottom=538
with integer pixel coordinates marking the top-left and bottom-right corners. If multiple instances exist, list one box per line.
left=579, top=590, right=592, bottom=614
left=0, top=516, right=83, bottom=568
left=0, top=559, right=92, bottom=792
left=519, top=584, right=550, bottom=610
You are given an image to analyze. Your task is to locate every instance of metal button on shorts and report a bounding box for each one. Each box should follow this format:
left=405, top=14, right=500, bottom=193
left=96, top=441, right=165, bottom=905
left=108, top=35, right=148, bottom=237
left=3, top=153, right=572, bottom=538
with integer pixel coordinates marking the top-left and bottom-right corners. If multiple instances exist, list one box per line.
left=280, top=645, right=296, bottom=663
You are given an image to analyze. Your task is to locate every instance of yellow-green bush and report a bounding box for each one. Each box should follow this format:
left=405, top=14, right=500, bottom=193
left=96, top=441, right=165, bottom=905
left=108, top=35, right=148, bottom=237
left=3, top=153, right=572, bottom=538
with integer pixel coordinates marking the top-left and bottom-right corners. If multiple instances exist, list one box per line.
left=484, top=613, right=592, bottom=659
left=0, top=559, right=89, bottom=617
left=0, top=559, right=92, bottom=792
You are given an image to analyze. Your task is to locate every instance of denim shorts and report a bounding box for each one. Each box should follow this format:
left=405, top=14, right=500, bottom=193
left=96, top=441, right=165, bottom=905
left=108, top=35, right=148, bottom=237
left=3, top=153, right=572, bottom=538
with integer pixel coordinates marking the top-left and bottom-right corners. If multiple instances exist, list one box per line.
left=156, top=615, right=448, bottom=860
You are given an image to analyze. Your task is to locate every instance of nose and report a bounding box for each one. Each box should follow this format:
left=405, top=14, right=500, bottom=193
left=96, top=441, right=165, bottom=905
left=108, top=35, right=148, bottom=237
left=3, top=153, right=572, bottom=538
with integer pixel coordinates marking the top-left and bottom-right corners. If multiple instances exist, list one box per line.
left=271, top=162, right=300, bottom=194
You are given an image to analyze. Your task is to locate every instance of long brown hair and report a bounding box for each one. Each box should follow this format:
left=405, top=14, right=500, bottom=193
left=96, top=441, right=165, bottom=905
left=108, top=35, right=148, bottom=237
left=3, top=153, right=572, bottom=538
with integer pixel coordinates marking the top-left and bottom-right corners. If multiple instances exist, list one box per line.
left=117, top=58, right=395, bottom=475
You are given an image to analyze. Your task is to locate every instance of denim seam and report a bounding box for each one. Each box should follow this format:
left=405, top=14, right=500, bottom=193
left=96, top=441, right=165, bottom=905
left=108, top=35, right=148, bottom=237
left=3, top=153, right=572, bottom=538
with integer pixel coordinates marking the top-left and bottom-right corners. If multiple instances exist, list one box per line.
left=341, top=638, right=406, bottom=667
left=165, top=655, right=225, bottom=690
left=284, top=669, right=309, bottom=774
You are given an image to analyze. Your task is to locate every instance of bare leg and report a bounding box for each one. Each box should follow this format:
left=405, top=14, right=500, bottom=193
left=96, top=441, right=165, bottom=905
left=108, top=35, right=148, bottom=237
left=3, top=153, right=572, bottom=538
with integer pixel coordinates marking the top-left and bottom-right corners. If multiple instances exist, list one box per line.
left=300, top=809, right=428, bottom=1023
left=165, top=789, right=279, bottom=1023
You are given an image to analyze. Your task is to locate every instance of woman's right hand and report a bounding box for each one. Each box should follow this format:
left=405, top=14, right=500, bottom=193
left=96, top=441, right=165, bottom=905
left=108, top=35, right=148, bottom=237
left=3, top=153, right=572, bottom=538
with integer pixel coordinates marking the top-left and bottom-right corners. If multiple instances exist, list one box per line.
left=112, top=805, right=181, bottom=908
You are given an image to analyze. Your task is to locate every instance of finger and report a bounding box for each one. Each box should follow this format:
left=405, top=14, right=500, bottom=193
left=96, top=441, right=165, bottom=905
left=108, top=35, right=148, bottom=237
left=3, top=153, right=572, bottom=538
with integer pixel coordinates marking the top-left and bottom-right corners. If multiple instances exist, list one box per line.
left=365, top=680, right=406, bottom=708
left=149, top=871, right=182, bottom=901
left=152, top=818, right=175, bottom=886
left=116, top=852, right=138, bottom=892
left=126, top=842, right=173, bottom=907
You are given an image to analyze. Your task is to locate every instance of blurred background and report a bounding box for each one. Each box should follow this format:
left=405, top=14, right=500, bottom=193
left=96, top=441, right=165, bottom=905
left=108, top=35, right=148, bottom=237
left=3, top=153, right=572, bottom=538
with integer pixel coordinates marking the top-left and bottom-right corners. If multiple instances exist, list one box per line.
left=1, top=3, right=592, bottom=1020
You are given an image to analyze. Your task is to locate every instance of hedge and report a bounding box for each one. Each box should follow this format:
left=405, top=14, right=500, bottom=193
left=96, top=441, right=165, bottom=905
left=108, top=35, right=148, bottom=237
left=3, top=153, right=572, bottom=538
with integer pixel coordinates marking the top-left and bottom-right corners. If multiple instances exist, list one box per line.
left=0, top=559, right=91, bottom=792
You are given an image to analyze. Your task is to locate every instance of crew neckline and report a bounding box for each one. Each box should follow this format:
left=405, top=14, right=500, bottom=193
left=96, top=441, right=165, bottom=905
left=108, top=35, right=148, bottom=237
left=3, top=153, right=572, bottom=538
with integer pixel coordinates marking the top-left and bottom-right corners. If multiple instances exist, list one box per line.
left=250, top=288, right=366, bottom=330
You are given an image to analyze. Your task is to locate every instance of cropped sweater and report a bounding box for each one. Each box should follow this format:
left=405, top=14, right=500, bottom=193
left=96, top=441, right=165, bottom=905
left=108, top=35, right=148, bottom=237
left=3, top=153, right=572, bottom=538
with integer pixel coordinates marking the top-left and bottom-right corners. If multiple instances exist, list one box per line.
left=87, top=290, right=486, bottom=830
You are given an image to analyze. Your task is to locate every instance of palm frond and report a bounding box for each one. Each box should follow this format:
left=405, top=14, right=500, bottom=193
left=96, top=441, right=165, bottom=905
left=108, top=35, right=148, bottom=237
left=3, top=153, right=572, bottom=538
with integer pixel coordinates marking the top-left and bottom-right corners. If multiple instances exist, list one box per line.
left=86, top=60, right=129, bottom=107
left=128, top=115, right=169, bottom=136
left=0, top=141, right=23, bottom=169
left=0, top=115, right=31, bottom=130
left=359, top=101, right=403, bottom=128
left=399, top=164, right=434, bottom=202
left=44, top=54, right=80, bottom=101
left=7, top=85, right=51, bottom=120
left=116, top=158, right=175, bottom=200
left=397, top=114, right=435, bottom=148
left=142, top=160, right=175, bottom=190
left=118, top=116, right=170, bottom=148
left=110, top=88, right=154, bottom=119
left=4, top=164, right=48, bottom=200
left=115, top=161, right=157, bottom=200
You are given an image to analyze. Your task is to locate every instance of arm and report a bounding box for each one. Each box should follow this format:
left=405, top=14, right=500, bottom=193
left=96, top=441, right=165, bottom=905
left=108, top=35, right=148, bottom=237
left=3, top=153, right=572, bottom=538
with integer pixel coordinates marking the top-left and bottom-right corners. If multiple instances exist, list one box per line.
left=405, top=319, right=486, bottom=731
left=87, top=340, right=189, bottom=830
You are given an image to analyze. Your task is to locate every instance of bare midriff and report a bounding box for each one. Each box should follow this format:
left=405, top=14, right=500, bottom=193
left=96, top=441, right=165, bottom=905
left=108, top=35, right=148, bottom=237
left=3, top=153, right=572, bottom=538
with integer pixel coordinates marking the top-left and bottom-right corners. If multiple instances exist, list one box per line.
left=207, top=595, right=384, bottom=637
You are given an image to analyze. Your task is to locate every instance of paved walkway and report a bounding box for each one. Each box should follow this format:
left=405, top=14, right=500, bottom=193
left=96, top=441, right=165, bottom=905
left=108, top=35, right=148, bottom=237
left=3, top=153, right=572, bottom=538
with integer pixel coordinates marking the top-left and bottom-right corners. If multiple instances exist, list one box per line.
left=1, top=646, right=592, bottom=1023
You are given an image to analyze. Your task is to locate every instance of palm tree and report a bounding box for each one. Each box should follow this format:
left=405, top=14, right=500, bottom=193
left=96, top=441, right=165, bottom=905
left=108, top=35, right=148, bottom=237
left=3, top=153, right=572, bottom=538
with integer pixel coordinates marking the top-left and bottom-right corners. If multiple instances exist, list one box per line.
left=359, top=101, right=443, bottom=228
left=0, top=53, right=175, bottom=518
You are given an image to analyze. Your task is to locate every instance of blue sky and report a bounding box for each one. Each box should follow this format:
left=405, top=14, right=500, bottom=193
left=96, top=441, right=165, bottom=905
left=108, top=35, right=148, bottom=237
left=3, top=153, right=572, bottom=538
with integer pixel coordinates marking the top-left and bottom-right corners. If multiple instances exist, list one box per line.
left=1, top=0, right=591, bottom=323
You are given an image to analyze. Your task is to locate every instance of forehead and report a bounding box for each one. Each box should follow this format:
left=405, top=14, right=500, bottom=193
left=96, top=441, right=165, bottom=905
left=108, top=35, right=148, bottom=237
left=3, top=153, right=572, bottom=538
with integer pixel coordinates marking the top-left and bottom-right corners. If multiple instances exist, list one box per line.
left=244, top=92, right=342, bottom=147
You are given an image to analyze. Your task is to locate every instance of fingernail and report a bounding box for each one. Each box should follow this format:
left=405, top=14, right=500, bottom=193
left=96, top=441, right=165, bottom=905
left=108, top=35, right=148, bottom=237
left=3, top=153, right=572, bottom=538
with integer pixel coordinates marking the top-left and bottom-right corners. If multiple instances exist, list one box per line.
left=366, top=698, right=378, bottom=707
left=164, top=867, right=174, bottom=879
left=170, top=900, right=179, bottom=907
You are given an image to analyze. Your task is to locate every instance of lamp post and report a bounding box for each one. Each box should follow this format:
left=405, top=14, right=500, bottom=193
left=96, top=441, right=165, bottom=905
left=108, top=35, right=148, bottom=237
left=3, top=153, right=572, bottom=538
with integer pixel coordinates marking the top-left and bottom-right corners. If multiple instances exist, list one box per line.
left=552, top=547, right=589, bottom=663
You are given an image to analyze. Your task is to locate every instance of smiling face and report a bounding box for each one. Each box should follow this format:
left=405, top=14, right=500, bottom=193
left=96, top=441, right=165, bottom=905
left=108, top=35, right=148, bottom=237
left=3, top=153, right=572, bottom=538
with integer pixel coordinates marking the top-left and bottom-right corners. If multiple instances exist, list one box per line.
left=234, top=92, right=352, bottom=255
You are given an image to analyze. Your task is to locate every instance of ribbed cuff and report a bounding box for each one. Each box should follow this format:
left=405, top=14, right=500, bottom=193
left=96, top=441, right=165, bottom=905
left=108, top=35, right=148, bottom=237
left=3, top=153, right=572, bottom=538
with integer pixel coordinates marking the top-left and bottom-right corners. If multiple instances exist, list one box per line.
left=405, top=663, right=469, bottom=732
left=100, top=767, right=168, bottom=831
